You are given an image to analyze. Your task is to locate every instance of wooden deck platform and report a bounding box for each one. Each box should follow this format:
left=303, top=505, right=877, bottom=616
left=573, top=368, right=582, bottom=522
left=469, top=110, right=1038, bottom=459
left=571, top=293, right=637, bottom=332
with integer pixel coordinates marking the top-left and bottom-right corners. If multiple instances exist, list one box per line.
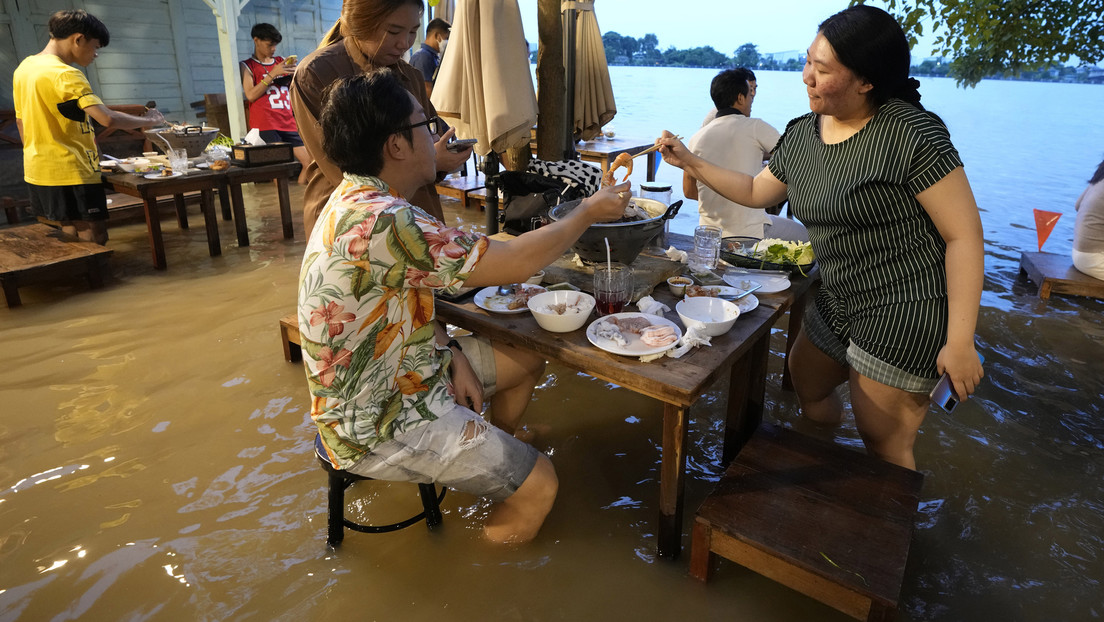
left=690, top=424, right=923, bottom=621
left=1019, top=251, right=1104, bottom=300
left=435, top=171, right=485, bottom=204
left=0, top=223, right=114, bottom=307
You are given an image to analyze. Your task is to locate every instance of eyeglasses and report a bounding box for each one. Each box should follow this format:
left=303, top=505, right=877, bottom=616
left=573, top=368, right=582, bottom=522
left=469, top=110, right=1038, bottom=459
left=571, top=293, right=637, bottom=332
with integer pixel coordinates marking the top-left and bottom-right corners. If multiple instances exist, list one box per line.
left=398, top=115, right=442, bottom=135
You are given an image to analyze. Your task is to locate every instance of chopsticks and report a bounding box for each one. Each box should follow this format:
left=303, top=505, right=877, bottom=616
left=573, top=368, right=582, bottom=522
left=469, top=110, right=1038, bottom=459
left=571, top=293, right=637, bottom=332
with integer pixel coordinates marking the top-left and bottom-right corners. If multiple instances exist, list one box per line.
left=631, top=136, right=681, bottom=159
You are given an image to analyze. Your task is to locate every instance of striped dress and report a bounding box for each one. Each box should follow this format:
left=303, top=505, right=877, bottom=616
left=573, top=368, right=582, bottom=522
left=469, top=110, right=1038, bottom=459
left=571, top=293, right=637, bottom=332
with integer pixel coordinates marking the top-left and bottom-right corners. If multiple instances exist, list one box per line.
left=768, top=98, right=963, bottom=382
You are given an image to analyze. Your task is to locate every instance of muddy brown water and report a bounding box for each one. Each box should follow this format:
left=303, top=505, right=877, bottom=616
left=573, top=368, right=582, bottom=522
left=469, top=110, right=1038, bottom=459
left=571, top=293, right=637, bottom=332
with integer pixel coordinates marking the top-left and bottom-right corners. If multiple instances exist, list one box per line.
left=2, top=182, right=1102, bottom=620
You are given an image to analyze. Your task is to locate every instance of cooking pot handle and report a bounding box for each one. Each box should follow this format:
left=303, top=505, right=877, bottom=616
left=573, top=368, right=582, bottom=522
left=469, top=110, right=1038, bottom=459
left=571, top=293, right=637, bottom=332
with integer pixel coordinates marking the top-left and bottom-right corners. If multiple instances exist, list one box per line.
left=662, top=200, right=683, bottom=220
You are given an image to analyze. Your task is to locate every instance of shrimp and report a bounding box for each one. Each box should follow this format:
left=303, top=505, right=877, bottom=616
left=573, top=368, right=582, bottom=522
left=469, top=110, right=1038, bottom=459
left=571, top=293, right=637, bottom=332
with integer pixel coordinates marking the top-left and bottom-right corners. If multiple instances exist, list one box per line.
left=602, top=152, right=634, bottom=186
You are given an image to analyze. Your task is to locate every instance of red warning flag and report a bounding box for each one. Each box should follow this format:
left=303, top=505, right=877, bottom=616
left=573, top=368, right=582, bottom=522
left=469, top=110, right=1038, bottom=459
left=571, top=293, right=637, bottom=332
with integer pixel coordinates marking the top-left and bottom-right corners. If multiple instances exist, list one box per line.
left=1033, top=209, right=1062, bottom=251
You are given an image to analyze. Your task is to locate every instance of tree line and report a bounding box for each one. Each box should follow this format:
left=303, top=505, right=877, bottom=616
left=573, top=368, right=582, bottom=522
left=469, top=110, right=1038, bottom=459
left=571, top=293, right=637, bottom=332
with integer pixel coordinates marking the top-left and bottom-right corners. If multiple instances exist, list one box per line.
left=600, top=33, right=1104, bottom=85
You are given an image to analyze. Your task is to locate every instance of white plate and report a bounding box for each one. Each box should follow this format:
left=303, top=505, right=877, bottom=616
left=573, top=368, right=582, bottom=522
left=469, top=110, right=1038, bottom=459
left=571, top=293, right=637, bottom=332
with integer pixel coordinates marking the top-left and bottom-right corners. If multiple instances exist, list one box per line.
left=473, top=284, right=546, bottom=314
left=99, top=160, right=118, bottom=168
left=735, top=293, right=759, bottom=314
left=723, top=273, right=790, bottom=293
left=686, top=285, right=753, bottom=298
left=586, top=312, right=683, bottom=357
left=144, top=171, right=183, bottom=179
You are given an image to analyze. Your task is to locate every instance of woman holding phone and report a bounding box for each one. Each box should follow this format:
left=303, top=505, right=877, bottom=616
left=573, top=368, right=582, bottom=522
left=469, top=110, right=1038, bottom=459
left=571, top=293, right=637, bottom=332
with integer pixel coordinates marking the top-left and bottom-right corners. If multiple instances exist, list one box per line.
left=291, top=0, right=473, bottom=236
left=657, top=5, right=985, bottom=470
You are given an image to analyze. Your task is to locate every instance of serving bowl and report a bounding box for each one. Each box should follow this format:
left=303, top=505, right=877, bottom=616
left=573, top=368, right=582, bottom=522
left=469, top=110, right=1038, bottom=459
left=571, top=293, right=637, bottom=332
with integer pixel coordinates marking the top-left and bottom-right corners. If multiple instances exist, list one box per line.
left=527, top=290, right=595, bottom=333
left=720, top=236, right=815, bottom=276
left=676, top=296, right=740, bottom=336
left=144, top=126, right=220, bottom=158
left=548, top=197, right=681, bottom=265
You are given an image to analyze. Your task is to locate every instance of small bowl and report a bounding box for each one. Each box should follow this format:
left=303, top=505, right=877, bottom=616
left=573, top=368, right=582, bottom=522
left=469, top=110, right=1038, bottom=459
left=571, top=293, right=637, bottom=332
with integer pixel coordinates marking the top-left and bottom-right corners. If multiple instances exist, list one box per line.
left=525, top=270, right=545, bottom=285
left=676, top=296, right=740, bottom=337
left=667, top=276, right=692, bottom=297
left=527, top=290, right=595, bottom=333
left=114, top=157, right=150, bottom=173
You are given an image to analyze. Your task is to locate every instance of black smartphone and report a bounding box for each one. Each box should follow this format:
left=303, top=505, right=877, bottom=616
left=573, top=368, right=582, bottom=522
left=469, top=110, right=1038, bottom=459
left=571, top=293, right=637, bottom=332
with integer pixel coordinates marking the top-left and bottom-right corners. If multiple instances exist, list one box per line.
left=446, top=138, right=477, bottom=152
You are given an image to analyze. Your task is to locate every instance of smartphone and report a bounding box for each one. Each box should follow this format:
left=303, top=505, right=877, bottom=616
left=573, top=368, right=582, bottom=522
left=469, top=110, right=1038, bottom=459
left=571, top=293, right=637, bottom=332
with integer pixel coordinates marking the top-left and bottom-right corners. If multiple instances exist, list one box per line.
left=929, top=352, right=984, bottom=413
left=446, top=138, right=477, bottom=152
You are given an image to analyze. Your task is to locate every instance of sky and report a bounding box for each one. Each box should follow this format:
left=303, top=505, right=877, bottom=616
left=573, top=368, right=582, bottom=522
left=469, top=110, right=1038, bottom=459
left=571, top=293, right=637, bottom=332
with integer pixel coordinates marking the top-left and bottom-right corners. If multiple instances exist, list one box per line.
left=516, top=0, right=941, bottom=59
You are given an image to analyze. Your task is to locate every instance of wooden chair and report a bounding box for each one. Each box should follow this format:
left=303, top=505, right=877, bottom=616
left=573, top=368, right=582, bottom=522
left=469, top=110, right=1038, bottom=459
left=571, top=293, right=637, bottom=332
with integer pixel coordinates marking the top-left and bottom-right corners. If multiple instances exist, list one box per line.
left=691, top=424, right=923, bottom=622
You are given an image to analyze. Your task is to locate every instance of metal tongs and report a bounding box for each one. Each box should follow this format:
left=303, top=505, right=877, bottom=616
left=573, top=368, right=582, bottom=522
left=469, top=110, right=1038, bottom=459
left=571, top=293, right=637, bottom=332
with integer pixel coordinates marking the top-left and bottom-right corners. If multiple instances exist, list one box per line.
left=721, top=282, right=762, bottom=300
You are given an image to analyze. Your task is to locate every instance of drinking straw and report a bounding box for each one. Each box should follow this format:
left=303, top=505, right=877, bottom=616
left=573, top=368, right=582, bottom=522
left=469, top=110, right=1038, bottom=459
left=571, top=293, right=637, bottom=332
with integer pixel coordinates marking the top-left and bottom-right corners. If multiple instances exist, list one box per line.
left=604, top=237, right=612, bottom=285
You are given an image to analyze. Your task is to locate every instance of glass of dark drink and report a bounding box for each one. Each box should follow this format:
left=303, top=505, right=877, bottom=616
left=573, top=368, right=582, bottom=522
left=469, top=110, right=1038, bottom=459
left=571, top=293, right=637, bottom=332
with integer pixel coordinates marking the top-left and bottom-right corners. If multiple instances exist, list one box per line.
left=593, top=263, right=632, bottom=316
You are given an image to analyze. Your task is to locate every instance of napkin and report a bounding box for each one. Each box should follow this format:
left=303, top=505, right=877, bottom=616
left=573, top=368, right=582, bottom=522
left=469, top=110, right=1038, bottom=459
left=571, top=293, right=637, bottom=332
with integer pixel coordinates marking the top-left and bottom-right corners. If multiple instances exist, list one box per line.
left=571, top=253, right=587, bottom=268
left=665, top=246, right=688, bottom=263
left=666, top=326, right=712, bottom=359
left=244, top=128, right=267, bottom=146
left=636, top=295, right=669, bottom=317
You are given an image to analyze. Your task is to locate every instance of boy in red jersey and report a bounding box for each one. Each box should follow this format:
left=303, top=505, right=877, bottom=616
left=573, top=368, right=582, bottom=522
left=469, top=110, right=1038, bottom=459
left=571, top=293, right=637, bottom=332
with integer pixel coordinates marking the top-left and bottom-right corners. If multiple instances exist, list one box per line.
left=241, top=23, right=310, bottom=183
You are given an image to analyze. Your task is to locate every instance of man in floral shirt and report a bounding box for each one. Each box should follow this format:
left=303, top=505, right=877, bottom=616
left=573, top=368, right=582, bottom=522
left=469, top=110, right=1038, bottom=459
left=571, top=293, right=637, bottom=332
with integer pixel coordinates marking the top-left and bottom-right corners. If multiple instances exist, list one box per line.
left=298, top=69, right=629, bottom=543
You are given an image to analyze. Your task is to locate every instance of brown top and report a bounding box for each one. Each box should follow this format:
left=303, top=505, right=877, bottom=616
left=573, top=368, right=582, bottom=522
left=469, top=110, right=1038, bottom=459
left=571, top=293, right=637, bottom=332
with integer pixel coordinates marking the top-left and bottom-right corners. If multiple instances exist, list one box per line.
left=290, top=37, right=444, bottom=236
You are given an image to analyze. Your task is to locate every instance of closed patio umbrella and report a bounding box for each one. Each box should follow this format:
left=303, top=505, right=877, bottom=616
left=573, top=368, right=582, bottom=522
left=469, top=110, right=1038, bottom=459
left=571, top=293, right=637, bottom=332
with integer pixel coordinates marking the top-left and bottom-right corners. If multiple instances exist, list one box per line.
left=431, top=0, right=536, bottom=157
left=568, top=0, right=616, bottom=141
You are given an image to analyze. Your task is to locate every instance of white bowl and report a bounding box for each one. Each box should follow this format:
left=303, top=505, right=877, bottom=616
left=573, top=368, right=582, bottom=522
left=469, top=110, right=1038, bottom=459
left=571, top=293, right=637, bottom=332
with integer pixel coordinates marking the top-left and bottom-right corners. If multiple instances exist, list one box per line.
left=114, top=157, right=150, bottom=173
left=667, top=276, right=692, bottom=297
left=525, top=270, right=545, bottom=285
left=527, top=290, right=595, bottom=332
left=676, top=296, right=740, bottom=336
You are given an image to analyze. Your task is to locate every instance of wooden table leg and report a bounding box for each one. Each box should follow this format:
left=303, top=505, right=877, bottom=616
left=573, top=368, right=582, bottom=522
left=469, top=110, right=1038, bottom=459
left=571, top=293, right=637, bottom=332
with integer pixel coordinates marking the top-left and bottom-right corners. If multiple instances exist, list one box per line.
left=218, top=179, right=233, bottom=221
left=657, top=401, right=690, bottom=559
left=1, top=276, right=21, bottom=307
left=276, top=176, right=293, bottom=239
left=200, top=188, right=221, bottom=257
left=228, top=180, right=250, bottom=247
left=781, top=291, right=808, bottom=392
left=723, top=333, right=770, bottom=465
left=141, top=194, right=167, bottom=270
left=174, top=194, right=189, bottom=229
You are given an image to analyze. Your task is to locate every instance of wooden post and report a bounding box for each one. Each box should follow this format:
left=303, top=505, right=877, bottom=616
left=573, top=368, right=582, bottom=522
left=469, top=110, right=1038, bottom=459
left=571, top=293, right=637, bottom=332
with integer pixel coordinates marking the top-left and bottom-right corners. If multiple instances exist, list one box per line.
left=536, top=0, right=567, bottom=163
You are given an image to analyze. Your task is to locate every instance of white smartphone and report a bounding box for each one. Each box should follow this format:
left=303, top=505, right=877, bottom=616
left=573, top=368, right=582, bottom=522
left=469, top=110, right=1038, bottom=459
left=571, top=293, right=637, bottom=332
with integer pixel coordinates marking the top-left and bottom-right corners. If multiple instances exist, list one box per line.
left=929, top=352, right=984, bottom=413
left=446, top=138, right=477, bottom=152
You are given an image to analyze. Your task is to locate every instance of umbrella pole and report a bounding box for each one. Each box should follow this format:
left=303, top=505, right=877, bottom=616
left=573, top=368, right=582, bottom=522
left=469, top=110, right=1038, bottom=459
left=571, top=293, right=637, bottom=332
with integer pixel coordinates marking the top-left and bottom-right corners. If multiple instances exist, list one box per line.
left=485, top=151, right=501, bottom=235
left=562, top=5, right=578, bottom=161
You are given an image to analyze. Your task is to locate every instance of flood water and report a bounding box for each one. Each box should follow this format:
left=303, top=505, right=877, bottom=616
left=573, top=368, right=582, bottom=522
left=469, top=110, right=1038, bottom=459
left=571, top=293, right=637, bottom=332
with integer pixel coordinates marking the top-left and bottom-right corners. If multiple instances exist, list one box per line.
left=3, top=79, right=1104, bottom=620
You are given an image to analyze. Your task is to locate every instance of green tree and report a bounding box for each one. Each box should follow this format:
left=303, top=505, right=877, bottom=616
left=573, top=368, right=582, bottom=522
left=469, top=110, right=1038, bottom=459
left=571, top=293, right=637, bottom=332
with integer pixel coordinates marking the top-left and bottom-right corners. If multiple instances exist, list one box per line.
left=859, top=0, right=1104, bottom=86
left=733, top=43, right=761, bottom=68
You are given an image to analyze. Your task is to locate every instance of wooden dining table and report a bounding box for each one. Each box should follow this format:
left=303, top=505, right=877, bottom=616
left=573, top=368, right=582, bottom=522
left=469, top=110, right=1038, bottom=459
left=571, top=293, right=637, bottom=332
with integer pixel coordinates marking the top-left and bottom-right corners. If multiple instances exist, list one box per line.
left=104, top=160, right=298, bottom=269
left=436, top=237, right=818, bottom=558
left=530, top=135, right=660, bottom=182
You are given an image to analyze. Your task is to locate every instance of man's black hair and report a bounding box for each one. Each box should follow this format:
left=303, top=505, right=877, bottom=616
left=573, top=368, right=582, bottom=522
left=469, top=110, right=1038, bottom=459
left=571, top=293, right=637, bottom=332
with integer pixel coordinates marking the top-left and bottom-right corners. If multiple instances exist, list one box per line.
left=251, top=23, right=282, bottom=43
left=709, top=68, right=753, bottom=109
left=48, top=10, right=110, bottom=47
left=320, top=69, right=414, bottom=177
left=426, top=18, right=450, bottom=38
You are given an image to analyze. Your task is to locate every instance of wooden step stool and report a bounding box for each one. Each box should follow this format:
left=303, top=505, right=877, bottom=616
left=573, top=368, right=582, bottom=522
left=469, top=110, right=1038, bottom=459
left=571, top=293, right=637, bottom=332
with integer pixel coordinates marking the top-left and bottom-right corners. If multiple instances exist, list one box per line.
left=1019, top=251, right=1104, bottom=300
left=435, top=171, right=484, bottom=204
left=279, top=312, right=301, bottom=363
left=690, top=424, right=923, bottom=622
left=0, top=223, right=114, bottom=307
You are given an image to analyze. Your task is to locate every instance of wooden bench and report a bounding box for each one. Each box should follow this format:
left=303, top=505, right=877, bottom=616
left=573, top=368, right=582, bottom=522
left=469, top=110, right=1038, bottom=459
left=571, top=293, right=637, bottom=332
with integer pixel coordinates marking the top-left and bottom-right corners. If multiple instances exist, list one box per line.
left=1019, top=251, right=1104, bottom=300
left=690, top=424, right=923, bottom=622
left=465, top=186, right=489, bottom=211
left=279, top=312, right=301, bottom=363
left=0, top=223, right=114, bottom=307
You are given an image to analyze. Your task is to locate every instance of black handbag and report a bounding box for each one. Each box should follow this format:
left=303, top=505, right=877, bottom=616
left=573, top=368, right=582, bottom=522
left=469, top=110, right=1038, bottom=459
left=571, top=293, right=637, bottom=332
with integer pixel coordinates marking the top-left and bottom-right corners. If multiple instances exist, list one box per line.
left=497, top=171, right=583, bottom=235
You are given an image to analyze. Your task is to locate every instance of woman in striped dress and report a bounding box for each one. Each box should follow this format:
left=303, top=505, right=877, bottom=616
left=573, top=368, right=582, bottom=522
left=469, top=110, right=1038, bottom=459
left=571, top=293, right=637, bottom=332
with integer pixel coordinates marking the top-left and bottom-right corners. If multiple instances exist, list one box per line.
left=656, top=5, right=985, bottom=470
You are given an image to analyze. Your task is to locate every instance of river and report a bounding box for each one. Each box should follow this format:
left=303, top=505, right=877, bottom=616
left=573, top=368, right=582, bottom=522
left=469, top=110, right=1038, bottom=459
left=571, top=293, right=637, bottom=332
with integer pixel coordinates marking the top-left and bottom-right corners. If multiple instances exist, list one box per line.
left=1, top=68, right=1102, bottom=621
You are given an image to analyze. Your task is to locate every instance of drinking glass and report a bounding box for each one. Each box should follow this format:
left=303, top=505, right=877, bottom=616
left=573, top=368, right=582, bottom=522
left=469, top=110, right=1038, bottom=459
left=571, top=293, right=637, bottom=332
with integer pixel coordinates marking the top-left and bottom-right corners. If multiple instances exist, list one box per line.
left=693, top=225, right=722, bottom=270
left=168, top=148, right=188, bottom=174
left=593, top=263, right=633, bottom=316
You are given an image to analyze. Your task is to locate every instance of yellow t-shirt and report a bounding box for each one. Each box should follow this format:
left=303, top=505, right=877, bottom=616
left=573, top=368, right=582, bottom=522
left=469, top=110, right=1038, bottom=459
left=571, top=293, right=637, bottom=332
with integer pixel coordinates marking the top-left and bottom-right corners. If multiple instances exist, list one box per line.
left=13, top=54, right=104, bottom=186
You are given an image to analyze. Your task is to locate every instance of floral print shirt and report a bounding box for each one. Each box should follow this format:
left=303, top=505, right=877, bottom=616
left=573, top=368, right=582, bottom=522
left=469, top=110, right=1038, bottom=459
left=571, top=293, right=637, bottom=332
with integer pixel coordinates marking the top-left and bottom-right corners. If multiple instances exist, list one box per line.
left=298, top=174, right=488, bottom=468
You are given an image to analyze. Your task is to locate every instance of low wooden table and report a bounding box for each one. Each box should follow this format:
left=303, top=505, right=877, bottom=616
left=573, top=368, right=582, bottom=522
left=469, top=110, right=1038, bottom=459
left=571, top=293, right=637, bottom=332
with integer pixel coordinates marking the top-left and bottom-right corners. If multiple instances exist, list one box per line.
left=1019, top=251, right=1104, bottom=300
left=104, top=169, right=223, bottom=270
left=690, top=424, right=923, bottom=621
left=0, top=223, right=114, bottom=307
left=435, top=171, right=485, bottom=204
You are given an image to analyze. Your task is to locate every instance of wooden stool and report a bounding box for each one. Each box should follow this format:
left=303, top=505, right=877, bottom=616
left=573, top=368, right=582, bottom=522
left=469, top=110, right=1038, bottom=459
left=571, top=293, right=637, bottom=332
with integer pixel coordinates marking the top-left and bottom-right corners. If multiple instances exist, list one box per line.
left=279, top=312, right=301, bottom=363
left=314, top=434, right=445, bottom=548
left=690, top=424, right=923, bottom=622
left=1019, top=251, right=1104, bottom=300
left=0, top=223, right=113, bottom=307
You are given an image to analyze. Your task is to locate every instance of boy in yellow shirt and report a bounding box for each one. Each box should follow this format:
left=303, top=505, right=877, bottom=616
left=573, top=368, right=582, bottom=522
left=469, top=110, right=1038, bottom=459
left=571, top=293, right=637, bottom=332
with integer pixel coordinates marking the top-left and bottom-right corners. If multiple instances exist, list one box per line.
left=13, top=9, right=164, bottom=244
